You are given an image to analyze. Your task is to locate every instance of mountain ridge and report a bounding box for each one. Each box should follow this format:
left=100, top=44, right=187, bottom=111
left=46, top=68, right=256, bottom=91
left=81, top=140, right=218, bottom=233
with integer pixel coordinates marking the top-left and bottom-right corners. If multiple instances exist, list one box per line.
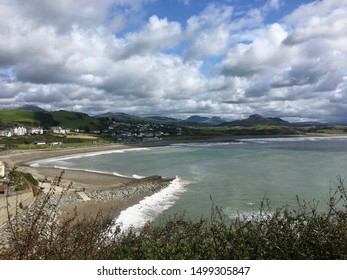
left=1, top=107, right=335, bottom=127
left=222, top=114, right=290, bottom=126
left=16, top=105, right=45, bottom=111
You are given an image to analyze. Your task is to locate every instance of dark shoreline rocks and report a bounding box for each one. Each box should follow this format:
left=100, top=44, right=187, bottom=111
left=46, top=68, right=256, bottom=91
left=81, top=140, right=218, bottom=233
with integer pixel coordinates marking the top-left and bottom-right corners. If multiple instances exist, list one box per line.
left=88, top=175, right=174, bottom=202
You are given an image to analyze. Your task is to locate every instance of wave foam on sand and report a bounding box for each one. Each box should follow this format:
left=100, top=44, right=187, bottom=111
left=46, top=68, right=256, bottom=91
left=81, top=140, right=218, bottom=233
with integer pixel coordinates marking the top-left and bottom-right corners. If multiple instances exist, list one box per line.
left=112, top=176, right=189, bottom=233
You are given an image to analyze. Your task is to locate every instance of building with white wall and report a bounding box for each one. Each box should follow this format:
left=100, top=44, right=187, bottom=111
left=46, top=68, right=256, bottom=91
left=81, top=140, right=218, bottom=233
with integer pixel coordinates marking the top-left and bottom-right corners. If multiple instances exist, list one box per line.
left=0, top=161, right=5, bottom=178
left=10, top=126, right=27, bottom=136
left=28, top=127, right=44, bottom=135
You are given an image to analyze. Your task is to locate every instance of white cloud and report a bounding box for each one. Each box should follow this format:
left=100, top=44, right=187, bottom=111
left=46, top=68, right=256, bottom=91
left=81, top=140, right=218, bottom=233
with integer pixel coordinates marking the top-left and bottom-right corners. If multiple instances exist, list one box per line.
left=184, top=4, right=234, bottom=59
left=120, top=15, right=182, bottom=58
left=183, top=0, right=285, bottom=60
left=0, top=0, right=346, bottom=122
left=263, top=0, right=282, bottom=11
left=178, top=0, right=190, bottom=6
left=284, top=2, right=347, bottom=45
left=100, top=54, right=206, bottom=100
left=220, top=23, right=292, bottom=77
left=284, top=0, right=343, bottom=25
left=214, top=0, right=347, bottom=122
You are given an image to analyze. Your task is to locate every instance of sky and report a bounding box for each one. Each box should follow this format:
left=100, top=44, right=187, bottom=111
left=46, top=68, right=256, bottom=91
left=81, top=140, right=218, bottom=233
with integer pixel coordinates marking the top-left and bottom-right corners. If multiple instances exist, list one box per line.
left=0, top=0, right=346, bottom=122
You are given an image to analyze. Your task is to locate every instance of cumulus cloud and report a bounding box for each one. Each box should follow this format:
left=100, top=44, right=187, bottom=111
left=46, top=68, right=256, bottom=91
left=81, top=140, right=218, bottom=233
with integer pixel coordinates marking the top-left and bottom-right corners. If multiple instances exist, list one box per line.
left=0, top=0, right=346, bottom=122
left=220, top=23, right=291, bottom=77
left=284, top=1, right=347, bottom=45
left=216, top=0, right=347, bottom=122
left=184, top=4, right=234, bottom=59
left=100, top=54, right=205, bottom=100
left=119, top=15, right=182, bottom=58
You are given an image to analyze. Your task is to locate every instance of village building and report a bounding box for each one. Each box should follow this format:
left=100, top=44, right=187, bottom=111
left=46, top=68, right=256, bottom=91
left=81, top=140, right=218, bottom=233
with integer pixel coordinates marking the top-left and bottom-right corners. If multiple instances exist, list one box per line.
left=0, top=126, right=43, bottom=137
left=0, top=130, right=12, bottom=137
left=33, top=141, right=46, bottom=145
left=10, top=126, right=27, bottom=136
left=28, top=127, right=44, bottom=135
left=0, top=161, right=5, bottom=178
left=51, top=127, right=71, bottom=134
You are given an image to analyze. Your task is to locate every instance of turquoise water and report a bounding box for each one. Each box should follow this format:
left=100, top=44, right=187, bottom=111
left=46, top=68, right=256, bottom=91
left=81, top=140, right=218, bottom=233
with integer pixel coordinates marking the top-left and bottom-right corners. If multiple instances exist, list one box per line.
left=31, top=136, right=347, bottom=229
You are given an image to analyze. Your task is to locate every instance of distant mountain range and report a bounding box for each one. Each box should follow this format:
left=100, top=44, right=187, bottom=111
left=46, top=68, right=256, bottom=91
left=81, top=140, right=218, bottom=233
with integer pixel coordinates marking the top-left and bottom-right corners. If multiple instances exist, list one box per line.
left=96, top=112, right=296, bottom=126
left=95, top=112, right=336, bottom=126
left=16, top=105, right=45, bottom=111
left=97, top=112, right=182, bottom=125
left=97, top=112, right=227, bottom=125
left=0, top=105, right=332, bottom=127
left=184, top=115, right=227, bottom=125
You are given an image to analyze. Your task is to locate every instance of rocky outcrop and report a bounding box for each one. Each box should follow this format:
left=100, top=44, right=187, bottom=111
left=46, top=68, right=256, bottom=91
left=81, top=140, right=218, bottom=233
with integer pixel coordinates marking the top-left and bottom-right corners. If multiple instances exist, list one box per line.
left=89, top=175, right=173, bottom=202
left=36, top=175, right=174, bottom=206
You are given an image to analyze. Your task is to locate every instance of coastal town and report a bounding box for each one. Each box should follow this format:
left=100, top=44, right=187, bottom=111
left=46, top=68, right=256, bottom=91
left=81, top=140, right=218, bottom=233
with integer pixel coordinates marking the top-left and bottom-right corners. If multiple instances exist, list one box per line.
left=106, top=121, right=182, bottom=142
left=0, top=122, right=183, bottom=145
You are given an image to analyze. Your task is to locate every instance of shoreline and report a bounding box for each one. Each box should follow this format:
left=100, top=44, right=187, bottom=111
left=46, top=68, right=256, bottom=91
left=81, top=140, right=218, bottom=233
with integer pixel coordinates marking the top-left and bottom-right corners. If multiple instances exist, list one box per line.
left=0, top=143, right=173, bottom=222
left=2, top=134, right=347, bottom=223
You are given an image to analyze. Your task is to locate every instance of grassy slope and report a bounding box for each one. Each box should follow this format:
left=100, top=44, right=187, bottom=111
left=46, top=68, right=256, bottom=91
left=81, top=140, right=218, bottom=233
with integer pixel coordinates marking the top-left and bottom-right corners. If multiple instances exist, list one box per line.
left=0, top=109, right=101, bottom=129
left=0, top=110, right=37, bottom=125
left=50, top=111, right=101, bottom=129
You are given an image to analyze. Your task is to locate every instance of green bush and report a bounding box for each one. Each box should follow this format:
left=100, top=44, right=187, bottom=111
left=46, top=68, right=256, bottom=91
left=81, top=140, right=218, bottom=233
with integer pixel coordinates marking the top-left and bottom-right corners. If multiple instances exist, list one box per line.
left=1, top=174, right=347, bottom=260
left=21, top=172, right=39, bottom=186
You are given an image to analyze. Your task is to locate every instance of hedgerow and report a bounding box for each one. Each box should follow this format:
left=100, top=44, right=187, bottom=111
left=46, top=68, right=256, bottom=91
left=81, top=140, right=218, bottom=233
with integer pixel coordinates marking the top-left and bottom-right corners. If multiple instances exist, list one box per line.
left=1, top=174, right=347, bottom=260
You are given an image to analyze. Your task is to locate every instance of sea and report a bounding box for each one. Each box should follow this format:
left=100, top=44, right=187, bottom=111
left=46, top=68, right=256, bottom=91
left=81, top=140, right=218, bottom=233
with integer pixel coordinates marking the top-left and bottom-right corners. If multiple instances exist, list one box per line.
left=30, top=136, right=347, bottom=231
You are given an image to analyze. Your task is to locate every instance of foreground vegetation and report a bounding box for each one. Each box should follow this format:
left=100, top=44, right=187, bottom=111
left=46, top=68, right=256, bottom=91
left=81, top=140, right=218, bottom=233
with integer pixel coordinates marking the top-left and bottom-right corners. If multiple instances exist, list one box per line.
left=1, top=173, right=347, bottom=260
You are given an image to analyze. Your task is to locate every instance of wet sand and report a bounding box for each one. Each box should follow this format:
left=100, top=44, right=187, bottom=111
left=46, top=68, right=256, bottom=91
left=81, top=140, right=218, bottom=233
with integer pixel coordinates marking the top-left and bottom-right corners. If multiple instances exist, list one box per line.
left=0, top=144, right=169, bottom=221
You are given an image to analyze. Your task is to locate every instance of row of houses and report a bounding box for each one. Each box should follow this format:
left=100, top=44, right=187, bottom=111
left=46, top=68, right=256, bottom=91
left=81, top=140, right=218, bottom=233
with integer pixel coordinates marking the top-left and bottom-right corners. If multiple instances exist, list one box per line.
left=0, top=126, right=43, bottom=137
left=0, top=126, right=71, bottom=137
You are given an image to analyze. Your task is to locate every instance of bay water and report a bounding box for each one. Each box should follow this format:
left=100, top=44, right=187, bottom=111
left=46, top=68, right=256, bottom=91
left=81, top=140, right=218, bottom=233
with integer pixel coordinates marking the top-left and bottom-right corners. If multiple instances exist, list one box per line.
left=31, top=136, right=347, bottom=230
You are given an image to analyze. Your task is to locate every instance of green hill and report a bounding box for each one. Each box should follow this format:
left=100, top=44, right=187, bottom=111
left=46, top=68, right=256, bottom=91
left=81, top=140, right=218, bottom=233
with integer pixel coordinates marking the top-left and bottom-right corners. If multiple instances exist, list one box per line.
left=0, top=109, right=101, bottom=130
left=223, top=114, right=290, bottom=126
left=49, top=111, right=101, bottom=130
left=0, top=110, right=37, bottom=125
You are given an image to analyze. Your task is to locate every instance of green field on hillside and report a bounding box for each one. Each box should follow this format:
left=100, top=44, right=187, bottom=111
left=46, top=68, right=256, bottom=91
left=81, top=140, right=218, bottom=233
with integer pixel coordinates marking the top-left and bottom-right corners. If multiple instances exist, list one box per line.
left=0, top=109, right=101, bottom=130
left=0, top=110, right=37, bottom=125
left=50, top=111, right=101, bottom=130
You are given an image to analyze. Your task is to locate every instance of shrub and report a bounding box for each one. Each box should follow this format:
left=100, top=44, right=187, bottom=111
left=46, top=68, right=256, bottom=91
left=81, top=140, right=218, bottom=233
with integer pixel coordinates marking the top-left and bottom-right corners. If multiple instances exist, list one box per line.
left=1, top=173, right=347, bottom=260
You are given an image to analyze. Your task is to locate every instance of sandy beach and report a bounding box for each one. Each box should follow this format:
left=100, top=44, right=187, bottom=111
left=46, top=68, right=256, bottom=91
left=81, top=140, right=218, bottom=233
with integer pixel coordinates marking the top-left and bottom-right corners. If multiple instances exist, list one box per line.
left=0, top=144, right=172, bottom=222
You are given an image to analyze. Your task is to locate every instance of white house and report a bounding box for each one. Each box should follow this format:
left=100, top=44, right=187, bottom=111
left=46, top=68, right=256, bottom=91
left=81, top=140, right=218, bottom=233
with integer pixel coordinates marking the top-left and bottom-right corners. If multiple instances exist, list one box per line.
left=34, top=141, right=46, bottom=145
left=10, top=126, right=27, bottom=136
left=51, top=127, right=70, bottom=134
left=28, top=127, right=44, bottom=135
left=0, top=161, right=5, bottom=178
left=0, top=130, right=12, bottom=137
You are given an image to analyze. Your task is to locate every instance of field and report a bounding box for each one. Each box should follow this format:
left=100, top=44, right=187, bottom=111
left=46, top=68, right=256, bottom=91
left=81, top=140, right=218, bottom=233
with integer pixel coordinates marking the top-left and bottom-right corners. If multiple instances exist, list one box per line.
left=0, top=110, right=37, bottom=125
left=0, top=109, right=101, bottom=130
left=50, top=111, right=101, bottom=130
